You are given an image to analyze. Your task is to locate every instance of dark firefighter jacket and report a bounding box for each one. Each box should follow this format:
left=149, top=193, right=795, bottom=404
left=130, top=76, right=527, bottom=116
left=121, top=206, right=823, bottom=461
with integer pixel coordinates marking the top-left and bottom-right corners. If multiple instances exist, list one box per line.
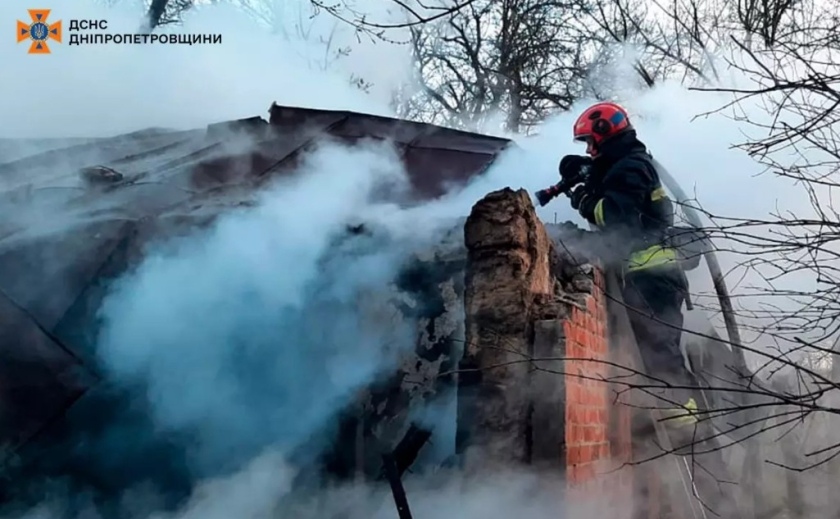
left=577, top=130, right=679, bottom=273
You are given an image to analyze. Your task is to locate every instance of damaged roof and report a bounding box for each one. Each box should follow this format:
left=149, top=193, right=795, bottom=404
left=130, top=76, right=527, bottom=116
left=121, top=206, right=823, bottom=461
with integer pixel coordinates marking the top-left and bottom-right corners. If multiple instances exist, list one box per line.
left=0, top=103, right=512, bottom=457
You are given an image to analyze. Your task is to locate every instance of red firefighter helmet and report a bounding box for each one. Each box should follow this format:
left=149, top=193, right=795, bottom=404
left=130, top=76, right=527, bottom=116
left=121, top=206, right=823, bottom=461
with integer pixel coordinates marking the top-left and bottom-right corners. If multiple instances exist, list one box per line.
left=573, top=102, right=632, bottom=156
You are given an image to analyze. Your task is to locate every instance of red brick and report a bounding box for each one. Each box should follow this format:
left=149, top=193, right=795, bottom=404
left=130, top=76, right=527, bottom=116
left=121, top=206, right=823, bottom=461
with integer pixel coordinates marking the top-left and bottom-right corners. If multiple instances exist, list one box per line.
left=596, top=426, right=607, bottom=442
left=577, top=462, right=595, bottom=481
left=566, top=339, right=580, bottom=358
left=569, top=369, right=579, bottom=387
left=578, top=331, right=590, bottom=351
left=591, top=389, right=605, bottom=408
left=596, top=406, right=607, bottom=423
left=575, top=381, right=587, bottom=405
left=567, top=384, right=584, bottom=407
left=567, top=381, right=580, bottom=403
left=587, top=390, right=602, bottom=409
left=562, top=268, right=646, bottom=513
left=586, top=426, right=605, bottom=443
left=572, top=330, right=583, bottom=350
left=580, top=406, right=592, bottom=423
left=576, top=325, right=588, bottom=346
left=581, top=384, right=592, bottom=406
left=579, top=444, right=592, bottom=463
left=567, top=445, right=580, bottom=464
left=578, top=373, right=589, bottom=389
left=567, top=424, right=577, bottom=443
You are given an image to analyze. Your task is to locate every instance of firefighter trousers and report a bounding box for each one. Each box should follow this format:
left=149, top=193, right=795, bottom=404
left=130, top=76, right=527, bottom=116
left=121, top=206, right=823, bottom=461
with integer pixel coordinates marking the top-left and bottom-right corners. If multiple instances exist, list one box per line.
left=622, top=266, right=697, bottom=407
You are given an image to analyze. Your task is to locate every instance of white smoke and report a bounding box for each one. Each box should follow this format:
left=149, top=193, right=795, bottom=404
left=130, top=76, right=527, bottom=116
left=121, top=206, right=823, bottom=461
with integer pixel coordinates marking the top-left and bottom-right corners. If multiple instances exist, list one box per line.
left=1, top=0, right=836, bottom=517
left=95, top=139, right=415, bottom=475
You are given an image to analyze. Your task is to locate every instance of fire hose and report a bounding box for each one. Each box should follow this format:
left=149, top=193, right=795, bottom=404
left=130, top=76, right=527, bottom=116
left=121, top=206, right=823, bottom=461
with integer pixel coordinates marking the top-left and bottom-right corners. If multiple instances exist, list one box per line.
left=650, top=158, right=749, bottom=374
left=656, top=160, right=761, bottom=519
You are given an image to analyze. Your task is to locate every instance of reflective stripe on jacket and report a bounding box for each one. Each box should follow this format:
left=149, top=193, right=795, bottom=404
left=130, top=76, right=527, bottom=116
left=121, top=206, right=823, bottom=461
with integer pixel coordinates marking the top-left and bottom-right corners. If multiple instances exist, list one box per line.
left=627, top=244, right=679, bottom=272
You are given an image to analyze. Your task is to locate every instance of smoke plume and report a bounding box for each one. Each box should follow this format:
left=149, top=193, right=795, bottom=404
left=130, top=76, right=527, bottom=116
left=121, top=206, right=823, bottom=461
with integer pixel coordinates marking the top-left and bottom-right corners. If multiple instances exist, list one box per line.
left=1, top=0, right=836, bottom=517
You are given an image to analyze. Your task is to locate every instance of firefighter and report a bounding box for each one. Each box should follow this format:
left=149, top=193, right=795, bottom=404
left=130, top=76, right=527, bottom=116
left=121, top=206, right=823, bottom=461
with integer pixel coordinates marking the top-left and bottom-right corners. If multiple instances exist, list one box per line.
left=561, top=101, right=698, bottom=427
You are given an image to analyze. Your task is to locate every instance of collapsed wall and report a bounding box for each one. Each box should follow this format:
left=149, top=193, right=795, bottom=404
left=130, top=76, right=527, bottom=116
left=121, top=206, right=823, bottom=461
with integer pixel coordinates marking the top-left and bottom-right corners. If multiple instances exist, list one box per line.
left=318, top=223, right=468, bottom=481
left=385, top=187, right=755, bottom=519
left=318, top=188, right=642, bottom=508
left=456, top=188, right=638, bottom=516
left=0, top=217, right=470, bottom=505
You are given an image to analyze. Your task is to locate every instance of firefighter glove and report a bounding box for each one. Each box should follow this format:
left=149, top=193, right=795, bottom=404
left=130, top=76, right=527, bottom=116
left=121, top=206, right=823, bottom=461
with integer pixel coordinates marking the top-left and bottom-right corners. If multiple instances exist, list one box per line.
left=558, top=154, right=592, bottom=183
left=569, top=185, right=597, bottom=222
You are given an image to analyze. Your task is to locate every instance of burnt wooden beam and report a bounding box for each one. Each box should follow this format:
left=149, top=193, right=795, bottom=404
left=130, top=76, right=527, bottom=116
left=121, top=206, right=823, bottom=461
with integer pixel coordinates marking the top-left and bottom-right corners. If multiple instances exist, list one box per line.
left=391, top=423, right=433, bottom=477
left=382, top=452, right=413, bottom=519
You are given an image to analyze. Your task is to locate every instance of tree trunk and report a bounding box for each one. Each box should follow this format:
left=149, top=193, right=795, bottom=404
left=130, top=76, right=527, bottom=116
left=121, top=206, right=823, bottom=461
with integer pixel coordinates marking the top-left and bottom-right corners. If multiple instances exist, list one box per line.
left=145, top=0, right=170, bottom=32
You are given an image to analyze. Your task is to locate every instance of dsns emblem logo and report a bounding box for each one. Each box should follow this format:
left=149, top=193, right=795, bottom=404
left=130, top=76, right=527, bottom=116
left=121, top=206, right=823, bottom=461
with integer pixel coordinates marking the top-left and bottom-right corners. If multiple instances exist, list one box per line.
left=17, top=9, right=62, bottom=54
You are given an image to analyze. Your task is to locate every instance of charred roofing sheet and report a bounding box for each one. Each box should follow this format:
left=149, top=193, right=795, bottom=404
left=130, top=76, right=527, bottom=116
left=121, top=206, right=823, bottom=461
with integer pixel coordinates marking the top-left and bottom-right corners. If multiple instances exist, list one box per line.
left=0, top=104, right=512, bottom=455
